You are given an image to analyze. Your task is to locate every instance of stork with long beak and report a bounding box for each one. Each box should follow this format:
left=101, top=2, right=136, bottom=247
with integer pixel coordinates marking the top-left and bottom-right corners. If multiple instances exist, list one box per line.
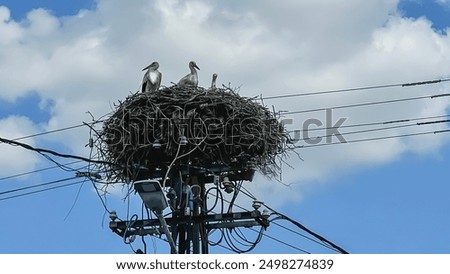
left=141, top=61, right=161, bottom=93
left=210, top=73, right=218, bottom=89
left=178, top=61, right=200, bottom=87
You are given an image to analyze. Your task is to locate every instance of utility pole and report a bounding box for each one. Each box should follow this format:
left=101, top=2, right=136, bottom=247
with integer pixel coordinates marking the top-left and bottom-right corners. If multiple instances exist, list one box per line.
left=109, top=166, right=269, bottom=254
left=97, top=77, right=288, bottom=253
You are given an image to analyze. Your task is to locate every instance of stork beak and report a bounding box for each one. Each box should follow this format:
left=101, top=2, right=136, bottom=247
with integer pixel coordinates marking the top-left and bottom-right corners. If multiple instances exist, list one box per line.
left=142, top=65, right=151, bottom=71
left=194, top=63, right=200, bottom=70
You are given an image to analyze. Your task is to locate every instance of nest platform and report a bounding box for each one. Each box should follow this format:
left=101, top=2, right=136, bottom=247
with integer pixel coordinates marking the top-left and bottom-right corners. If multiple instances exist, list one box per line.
left=96, top=86, right=291, bottom=184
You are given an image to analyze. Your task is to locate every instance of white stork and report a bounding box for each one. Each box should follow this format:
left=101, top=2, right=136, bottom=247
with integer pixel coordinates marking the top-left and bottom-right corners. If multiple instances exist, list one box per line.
left=211, top=73, right=218, bottom=89
left=141, top=61, right=161, bottom=93
left=178, top=61, right=200, bottom=87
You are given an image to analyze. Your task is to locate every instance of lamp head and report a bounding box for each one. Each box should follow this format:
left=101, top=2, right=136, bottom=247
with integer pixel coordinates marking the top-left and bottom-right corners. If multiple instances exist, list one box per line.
left=134, top=180, right=168, bottom=212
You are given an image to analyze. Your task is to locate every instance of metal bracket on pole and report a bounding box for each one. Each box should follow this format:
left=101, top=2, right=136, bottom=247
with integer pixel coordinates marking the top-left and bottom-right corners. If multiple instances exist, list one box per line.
left=109, top=210, right=269, bottom=247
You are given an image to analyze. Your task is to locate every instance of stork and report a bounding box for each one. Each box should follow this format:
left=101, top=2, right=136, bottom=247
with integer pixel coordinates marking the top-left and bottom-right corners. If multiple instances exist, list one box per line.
left=178, top=61, right=200, bottom=87
left=141, top=61, right=161, bottom=93
left=210, top=73, right=218, bottom=90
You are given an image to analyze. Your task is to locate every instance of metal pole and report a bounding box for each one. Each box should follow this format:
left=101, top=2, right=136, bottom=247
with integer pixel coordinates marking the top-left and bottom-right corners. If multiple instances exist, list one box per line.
left=156, top=211, right=177, bottom=253
left=201, top=182, right=209, bottom=254
left=191, top=176, right=201, bottom=254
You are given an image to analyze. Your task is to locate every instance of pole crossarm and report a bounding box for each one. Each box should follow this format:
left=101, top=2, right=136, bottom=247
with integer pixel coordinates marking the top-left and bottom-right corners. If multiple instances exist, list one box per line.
left=110, top=210, right=269, bottom=238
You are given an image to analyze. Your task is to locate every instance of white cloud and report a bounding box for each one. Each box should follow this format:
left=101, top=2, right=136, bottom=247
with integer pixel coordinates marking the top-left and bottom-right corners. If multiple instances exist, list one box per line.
left=25, top=8, right=60, bottom=37
left=0, top=6, right=23, bottom=45
left=0, top=1, right=449, bottom=203
left=0, top=116, right=40, bottom=178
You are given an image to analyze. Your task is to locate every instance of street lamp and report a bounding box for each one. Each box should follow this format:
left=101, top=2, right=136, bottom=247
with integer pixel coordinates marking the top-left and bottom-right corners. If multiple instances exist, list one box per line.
left=134, top=180, right=177, bottom=253
left=134, top=180, right=168, bottom=212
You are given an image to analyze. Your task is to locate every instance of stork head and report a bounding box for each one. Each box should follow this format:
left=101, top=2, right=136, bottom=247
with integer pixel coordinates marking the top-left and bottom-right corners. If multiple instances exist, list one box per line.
left=142, top=61, right=159, bottom=71
left=212, top=73, right=218, bottom=80
left=189, top=61, right=200, bottom=70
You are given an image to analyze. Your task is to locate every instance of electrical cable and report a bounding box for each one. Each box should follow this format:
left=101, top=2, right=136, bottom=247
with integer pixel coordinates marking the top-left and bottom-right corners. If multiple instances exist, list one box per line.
left=12, top=124, right=89, bottom=141
left=222, top=225, right=264, bottom=253
left=250, top=227, right=311, bottom=254
left=233, top=226, right=262, bottom=248
left=0, top=136, right=113, bottom=165
left=0, top=176, right=80, bottom=196
left=227, top=180, right=243, bottom=213
left=204, top=190, right=266, bottom=252
left=207, top=187, right=329, bottom=253
left=284, top=93, right=450, bottom=115
left=0, top=180, right=84, bottom=201
left=0, top=160, right=83, bottom=181
left=205, top=186, right=223, bottom=213
left=123, top=214, right=139, bottom=244
left=5, top=78, right=448, bottom=142
left=63, top=177, right=88, bottom=221
left=296, top=128, right=450, bottom=148
left=9, top=119, right=107, bottom=142
left=208, top=228, right=225, bottom=246
left=238, top=186, right=341, bottom=251
left=270, top=220, right=333, bottom=250
left=225, top=185, right=347, bottom=253
left=260, top=78, right=450, bottom=100
left=287, top=114, right=450, bottom=133
left=263, top=204, right=348, bottom=254
left=294, top=119, right=450, bottom=142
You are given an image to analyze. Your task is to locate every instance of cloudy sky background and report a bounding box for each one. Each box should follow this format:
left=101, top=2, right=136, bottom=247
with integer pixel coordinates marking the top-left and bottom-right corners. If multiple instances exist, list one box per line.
left=1, top=0, right=450, bottom=253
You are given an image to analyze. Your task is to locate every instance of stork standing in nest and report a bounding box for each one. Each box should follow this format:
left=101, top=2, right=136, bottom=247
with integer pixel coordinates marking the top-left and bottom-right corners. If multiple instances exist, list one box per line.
left=141, top=61, right=161, bottom=93
left=211, top=73, right=218, bottom=89
left=178, top=61, right=200, bottom=87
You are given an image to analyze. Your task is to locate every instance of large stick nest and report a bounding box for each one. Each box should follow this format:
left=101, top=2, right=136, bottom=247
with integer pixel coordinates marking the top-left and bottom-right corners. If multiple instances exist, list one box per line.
left=96, top=86, right=292, bottom=183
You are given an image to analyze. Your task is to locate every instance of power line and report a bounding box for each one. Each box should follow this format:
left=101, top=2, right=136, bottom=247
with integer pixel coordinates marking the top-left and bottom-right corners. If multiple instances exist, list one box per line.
left=269, top=214, right=347, bottom=254
left=0, top=161, right=84, bottom=182
left=209, top=186, right=343, bottom=253
left=271, top=221, right=326, bottom=248
left=260, top=203, right=347, bottom=254
left=261, top=78, right=450, bottom=100
left=296, top=129, right=450, bottom=148
left=6, top=78, right=448, bottom=141
left=3, top=83, right=448, bottom=170
left=0, top=177, right=79, bottom=196
left=233, top=186, right=348, bottom=253
left=5, top=113, right=441, bottom=178
left=295, top=119, right=450, bottom=142
left=5, top=78, right=449, bottom=142
left=13, top=124, right=86, bottom=141
left=1, top=113, right=445, bottom=185
left=284, top=93, right=450, bottom=115
left=238, top=186, right=345, bottom=253
left=0, top=180, right=84, bottom=201
left=10, top=120, right=105, bottom=142
left=3, top=79, right=449, bottom=144
left=288, top=114, right=450, bottom=133
left=0, top=136, right=113, bottom=165
left=247, top=226, right=311, bottom=254
left=207, top=191, right=313, bottom=253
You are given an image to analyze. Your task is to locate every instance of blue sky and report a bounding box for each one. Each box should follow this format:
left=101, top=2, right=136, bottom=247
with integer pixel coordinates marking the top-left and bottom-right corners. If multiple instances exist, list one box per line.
left=0, top=0, right=94, bottom=19
left=1, top=0, right=450, bottom=254
left=399, top=0, right=450, bottom=31
left=0, top=92, right=53, bottom=124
